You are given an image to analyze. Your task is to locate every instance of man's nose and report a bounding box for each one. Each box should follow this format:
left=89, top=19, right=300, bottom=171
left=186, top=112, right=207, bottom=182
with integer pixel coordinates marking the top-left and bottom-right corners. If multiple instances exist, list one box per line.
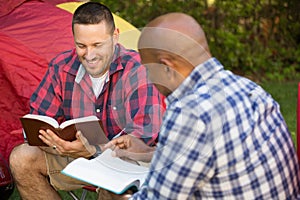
left=85, top=47, right=96, bottom=60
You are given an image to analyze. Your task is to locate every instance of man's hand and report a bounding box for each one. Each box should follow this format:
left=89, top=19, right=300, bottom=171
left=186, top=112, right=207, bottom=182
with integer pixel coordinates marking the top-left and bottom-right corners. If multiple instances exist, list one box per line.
left=105, top=135, right=155, bottom=162
left=38, top=129, right=95, bottom=158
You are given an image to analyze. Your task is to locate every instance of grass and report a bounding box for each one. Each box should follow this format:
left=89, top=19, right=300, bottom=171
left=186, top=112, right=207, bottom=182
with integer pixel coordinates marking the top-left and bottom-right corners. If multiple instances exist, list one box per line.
left=8, top=81, right=299, bottom=200
left=8, top=188, right=97, bottom=199
left=261, top=81, right=298, bottom=146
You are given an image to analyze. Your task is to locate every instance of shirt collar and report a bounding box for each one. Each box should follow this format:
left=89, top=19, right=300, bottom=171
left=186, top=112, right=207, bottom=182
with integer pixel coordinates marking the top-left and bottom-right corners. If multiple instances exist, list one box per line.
left=166, top=57, right=223, bottom=104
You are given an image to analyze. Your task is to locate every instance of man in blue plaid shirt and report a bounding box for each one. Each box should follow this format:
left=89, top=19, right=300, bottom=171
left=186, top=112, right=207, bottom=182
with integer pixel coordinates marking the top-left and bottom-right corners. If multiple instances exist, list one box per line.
left=107, top=13, right=300, bottom=199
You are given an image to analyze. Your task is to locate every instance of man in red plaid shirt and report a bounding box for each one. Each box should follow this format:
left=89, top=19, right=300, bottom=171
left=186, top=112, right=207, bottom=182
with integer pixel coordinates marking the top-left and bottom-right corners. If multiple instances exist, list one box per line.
left=9, top=2, right=164, bottom=199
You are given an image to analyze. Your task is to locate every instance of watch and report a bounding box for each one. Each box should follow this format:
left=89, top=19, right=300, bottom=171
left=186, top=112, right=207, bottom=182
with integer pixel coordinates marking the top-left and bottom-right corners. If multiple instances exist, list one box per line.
left=90, top=145, right=102, bottom=159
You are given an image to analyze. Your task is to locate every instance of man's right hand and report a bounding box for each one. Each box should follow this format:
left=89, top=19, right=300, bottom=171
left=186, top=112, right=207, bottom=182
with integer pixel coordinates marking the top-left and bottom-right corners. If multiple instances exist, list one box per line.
left=105, top=135, right=155, bottom=162
left=38, top=129, right=96, bottom=158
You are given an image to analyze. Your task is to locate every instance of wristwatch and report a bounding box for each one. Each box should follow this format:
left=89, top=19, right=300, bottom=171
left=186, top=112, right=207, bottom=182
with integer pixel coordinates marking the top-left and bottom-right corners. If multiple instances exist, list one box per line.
left=90, top=145, right=102, bottom=159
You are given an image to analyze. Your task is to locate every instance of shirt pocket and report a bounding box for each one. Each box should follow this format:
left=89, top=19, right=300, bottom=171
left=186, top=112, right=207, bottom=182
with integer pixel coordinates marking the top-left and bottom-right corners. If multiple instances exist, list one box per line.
left=107, top=101, right=126, bottom=131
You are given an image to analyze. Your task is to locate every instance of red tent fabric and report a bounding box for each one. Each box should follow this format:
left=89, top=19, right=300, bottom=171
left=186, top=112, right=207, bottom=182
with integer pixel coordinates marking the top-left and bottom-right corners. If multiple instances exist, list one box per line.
left=0, top=0, right=75, bottom=162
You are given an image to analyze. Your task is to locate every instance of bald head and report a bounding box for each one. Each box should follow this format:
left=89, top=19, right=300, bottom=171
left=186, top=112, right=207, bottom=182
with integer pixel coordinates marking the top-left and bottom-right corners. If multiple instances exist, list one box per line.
left=138, top=13, right=211, bottom=67
left=147, top=13, right=204, bottom=43
left=138, top=13, right=212, bottom=97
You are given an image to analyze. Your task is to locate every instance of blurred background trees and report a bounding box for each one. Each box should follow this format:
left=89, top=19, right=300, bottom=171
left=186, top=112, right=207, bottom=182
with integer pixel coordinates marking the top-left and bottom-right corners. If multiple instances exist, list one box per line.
left=93, top=0, right=300, bottom=82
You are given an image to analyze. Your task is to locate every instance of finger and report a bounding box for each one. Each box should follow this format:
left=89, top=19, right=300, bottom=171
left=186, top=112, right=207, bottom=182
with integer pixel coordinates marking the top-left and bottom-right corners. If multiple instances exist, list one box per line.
left=115, top=143, right=127, bottom=149
left=41, top=129, right=60, bottom=142
left=111, top=146, right=122, bottom=157
left=38, top=130, right=52, bottom=146
left=45, top=129, right=56, bottom=137
left=104, top=140, right=115, bottom=149
left=38, top=129, right=48, bottom=139
left=104, top=136, right=125, bottom=148
left=76, top=131, right=89, bottom=145
left=46, top=129, right=66, bottom=146
left=40, top=130, right=71, bottom=154
left=113, top=148, right=137, bottom=160
left=113, top=148, right=152, bottom=162
left=76, top=131, right=97, bottom=156
left=102, top=142, right=115, bottom=151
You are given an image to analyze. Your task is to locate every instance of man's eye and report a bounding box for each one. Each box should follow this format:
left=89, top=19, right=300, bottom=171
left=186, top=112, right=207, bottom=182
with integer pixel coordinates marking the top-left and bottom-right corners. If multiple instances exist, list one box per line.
left=95, top=44, right=104, bottom=48
left=77, top=45, right=85, bottom=49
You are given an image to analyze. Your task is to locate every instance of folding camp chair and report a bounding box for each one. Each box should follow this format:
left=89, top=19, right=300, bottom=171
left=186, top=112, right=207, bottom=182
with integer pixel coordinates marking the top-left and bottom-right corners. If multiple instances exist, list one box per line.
left=68, top=185, right=97, bottom=200
left=68, top=185, right=133, bottom=199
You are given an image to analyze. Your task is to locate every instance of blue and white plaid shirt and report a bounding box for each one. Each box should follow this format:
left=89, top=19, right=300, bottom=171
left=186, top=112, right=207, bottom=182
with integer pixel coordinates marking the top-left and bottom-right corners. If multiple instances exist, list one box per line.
left=131, top=58, right=300, bottom=199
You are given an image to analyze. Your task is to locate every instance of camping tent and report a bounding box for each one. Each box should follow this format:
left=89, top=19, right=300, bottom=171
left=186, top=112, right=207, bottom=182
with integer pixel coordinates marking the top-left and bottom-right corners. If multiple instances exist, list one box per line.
left=0, top=0, right=140, bottom=162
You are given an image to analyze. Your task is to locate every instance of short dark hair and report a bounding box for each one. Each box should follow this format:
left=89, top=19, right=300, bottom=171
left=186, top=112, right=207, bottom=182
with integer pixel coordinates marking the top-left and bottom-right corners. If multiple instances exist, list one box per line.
left=72, top=2, right=115, bottom=35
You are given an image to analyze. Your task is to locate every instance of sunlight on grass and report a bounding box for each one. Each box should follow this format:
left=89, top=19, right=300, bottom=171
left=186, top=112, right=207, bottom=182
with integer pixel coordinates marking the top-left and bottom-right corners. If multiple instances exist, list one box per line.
left=261, top=81, right=298, bottom=147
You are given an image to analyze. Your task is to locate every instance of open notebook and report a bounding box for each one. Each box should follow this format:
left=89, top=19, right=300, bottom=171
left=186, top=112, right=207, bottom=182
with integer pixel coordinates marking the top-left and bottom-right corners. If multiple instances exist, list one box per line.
left=61, top=149, right=149, bottom=194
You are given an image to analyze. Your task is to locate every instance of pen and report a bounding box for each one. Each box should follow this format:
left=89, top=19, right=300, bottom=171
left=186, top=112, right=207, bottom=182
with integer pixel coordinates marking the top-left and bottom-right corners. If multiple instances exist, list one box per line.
left=112, top=128, right=126, bottom=139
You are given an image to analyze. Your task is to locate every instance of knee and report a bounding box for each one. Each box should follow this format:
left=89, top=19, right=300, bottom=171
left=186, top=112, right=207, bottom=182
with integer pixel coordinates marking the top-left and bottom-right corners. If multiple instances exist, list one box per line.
left=9, top=144, right=41, bottom=171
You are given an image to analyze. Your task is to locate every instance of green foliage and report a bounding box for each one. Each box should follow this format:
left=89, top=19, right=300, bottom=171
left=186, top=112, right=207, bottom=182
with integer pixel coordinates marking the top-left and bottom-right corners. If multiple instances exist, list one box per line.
left=95, top=0, right=300, bottom=81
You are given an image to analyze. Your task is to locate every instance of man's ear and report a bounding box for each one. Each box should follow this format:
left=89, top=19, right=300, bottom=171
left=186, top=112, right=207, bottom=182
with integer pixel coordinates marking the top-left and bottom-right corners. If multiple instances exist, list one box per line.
left=160, top=57, right=175, bottom=79
left=160, top=57, right=174, bottom=68
left=113, top=28, right=119, bottom=45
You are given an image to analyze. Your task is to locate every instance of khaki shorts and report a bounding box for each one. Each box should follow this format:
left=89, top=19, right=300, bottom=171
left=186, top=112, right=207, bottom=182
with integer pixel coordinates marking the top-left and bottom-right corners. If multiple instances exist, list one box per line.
left=44, top=152, right=87, bottom=191
left=45, top=151, right=142, bottom=198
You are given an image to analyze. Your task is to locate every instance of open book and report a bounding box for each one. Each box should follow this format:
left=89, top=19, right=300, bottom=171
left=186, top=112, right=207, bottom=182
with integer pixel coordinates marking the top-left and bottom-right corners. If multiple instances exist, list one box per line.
left=61, top=149, right=149, bottom=194
left=20, top=114, right=108, bottom=146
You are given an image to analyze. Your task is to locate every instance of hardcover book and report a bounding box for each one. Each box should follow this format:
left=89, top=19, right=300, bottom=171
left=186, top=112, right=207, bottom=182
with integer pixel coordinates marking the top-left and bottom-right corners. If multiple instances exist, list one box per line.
left=20, top=114, right=108, bottom=146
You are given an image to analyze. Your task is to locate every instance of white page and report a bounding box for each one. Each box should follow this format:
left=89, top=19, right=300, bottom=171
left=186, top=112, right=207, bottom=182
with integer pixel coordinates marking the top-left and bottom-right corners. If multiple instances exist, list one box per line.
left=59, top=115, right=99, bottom=129
left=23, top=114, right=59, bottom=128
left=62, top=149, right=149, bottom=194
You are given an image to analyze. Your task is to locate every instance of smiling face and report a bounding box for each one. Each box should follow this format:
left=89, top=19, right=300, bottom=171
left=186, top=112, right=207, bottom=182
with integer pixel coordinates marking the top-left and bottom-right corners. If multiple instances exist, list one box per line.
left=74, top=22, right=118, bottom=78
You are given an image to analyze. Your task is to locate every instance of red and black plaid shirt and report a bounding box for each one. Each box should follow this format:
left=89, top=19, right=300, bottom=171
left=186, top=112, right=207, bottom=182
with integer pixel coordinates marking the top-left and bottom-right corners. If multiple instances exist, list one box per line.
left=30, top=44, right=165, bottom=144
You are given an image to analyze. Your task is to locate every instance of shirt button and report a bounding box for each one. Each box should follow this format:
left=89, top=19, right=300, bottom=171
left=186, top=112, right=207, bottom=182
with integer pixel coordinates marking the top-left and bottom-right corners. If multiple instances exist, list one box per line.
left=96, top=108, right=101, bottom=113
left=113, top=106, right=117, bottom=110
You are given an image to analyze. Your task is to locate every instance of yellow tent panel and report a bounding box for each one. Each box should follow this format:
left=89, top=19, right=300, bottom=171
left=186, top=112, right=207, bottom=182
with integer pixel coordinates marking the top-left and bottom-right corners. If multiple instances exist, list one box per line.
left=57, top=2, right=140, bottom=50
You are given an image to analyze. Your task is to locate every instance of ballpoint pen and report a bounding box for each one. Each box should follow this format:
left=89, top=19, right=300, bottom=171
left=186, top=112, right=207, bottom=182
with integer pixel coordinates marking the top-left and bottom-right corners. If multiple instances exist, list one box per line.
left=112, top=128, right=126, bottom=139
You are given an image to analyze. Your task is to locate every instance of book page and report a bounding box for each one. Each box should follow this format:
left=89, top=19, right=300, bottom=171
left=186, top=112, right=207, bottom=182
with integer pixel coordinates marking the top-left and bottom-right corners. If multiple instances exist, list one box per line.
left=60, top=115, right=99, bottom=129
left=22, top=114, right=59, bottom=128
left=61, top=149, right=149, bottom=194
left=98, top=149, right=149, bottom=174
